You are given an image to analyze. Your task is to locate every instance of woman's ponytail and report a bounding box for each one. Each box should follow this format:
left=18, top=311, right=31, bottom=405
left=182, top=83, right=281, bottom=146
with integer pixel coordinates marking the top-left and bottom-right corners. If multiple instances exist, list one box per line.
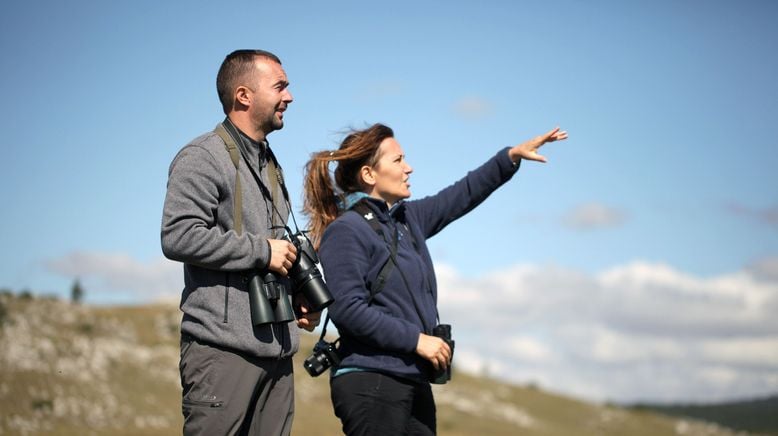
left=303, top=150, right=339, bottom=249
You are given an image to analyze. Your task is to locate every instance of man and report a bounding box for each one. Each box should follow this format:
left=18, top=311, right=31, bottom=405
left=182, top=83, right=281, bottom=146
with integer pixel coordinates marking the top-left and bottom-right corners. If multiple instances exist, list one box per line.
left=161, top=49, right=320, bottom=436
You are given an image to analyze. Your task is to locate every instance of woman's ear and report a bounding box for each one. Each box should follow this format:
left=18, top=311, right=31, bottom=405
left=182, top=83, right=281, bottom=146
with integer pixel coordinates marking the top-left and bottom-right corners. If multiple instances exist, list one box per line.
left=359, top=165, right=376, bottom=187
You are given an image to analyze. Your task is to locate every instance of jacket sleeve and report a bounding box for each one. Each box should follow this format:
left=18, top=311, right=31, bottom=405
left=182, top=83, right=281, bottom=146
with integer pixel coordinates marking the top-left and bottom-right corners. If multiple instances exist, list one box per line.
left=160, top=145, right=270, bottom=271
left=411, top=147, right=520, bottom=239
left=319, top=217, right=421, bottom=353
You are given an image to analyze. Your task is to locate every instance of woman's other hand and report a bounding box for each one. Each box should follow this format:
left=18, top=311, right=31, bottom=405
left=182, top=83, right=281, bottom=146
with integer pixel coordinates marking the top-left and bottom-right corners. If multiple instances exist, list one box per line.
left=416, top=333, right=452, bottom=371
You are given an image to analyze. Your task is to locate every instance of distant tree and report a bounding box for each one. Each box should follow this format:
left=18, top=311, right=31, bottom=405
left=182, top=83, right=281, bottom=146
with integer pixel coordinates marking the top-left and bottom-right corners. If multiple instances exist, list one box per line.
left=71, top=279, right=84, bottom=304
left=0, top=299, right=6, bottom=328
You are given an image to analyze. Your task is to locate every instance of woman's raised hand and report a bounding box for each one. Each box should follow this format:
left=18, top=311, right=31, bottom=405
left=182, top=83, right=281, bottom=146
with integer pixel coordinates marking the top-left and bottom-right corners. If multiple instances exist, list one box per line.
left=508, top=126, right=568, bottom=163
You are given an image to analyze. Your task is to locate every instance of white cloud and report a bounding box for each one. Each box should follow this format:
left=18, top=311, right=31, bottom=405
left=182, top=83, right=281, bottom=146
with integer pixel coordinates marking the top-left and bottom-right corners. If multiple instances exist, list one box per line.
left=747, top=256, right=778, bottom=282
left=452, top=96, right=494, bottom=120
left=584, top=326, right=685, bottom=364
left=506, top=336, right=554, bottom=363
left=726, top=202, right=778, bottom=228
left=353, top=81, right=404, bottom=103
left=436, top=259, right=778, bottom=403
left=699, top=337, right=778, bottom=367
left=44, top=251, right=181, bottom=302
left=41, top=250, right=778, bottom=404
left=562, top=202, right=628, bottom=230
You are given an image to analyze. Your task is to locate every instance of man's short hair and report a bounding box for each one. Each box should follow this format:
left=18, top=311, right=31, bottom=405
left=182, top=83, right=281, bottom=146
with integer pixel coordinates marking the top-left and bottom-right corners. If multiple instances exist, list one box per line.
left=216, top=49, right=282, bottom=115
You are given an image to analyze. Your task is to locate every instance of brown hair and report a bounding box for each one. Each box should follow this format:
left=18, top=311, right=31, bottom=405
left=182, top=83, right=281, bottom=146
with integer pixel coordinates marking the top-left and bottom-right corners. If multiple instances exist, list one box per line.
left=303, top=123, right=394, bottom=248
left=216, top=49, right=282, bottom=115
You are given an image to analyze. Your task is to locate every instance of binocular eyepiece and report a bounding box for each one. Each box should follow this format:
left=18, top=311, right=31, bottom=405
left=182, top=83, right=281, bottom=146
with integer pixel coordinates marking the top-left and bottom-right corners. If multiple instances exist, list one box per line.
left=248, top=231, right=334, bottom=326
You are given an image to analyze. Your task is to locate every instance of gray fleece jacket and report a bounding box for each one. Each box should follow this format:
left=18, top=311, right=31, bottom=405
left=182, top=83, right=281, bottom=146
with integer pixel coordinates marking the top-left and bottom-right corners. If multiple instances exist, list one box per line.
left=161, top=124, right=298, bottom=359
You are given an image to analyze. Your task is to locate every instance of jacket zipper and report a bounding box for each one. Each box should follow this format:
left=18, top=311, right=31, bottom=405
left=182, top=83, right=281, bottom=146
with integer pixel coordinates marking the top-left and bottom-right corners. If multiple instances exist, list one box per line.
left=223, top=272, right=229, bottom=323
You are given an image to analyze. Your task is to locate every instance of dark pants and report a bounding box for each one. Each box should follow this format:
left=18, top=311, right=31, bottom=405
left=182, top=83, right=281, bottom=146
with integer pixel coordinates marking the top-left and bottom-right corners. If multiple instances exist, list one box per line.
left=179, top=335, right=294, bottom=436
left=330, top=371, right=436, bottom=436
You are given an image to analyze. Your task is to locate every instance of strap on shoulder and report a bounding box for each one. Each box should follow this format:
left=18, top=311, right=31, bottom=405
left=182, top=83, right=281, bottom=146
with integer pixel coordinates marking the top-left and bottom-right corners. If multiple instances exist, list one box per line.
left=351, top=201, right=396, bottom=303
left=214, top=123, right=243, bottom=235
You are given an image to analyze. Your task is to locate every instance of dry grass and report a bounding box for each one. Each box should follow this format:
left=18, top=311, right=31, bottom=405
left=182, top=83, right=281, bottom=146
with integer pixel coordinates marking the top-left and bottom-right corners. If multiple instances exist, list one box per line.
left=0, top=294, right=742, bottom=436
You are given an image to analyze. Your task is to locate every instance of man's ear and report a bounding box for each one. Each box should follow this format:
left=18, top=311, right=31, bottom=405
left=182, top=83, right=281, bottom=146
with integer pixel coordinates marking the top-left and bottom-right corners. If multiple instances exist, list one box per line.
left=234, top=86, right=252, bottom=108
left=359, top=165, right=376, bottom=187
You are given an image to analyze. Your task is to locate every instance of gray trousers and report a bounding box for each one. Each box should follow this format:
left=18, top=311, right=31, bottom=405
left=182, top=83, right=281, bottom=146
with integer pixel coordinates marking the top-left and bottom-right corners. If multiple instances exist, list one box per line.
left=180, top=335, right=294, bottom=436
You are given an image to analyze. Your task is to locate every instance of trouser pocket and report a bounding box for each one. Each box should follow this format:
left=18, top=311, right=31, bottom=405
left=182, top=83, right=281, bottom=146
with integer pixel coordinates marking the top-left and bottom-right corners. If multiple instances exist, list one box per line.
left=180, top=338, right=223, bottom=407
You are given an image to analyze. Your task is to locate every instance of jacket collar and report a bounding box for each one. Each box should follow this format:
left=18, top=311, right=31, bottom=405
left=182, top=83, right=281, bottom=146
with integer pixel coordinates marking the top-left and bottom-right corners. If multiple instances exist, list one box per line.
left=355, top=196, right=406, bottom=223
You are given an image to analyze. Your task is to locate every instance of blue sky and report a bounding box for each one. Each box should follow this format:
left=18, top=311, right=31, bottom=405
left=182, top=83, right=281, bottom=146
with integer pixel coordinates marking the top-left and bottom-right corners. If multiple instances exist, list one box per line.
left=1, top=0, right=777, bottom=403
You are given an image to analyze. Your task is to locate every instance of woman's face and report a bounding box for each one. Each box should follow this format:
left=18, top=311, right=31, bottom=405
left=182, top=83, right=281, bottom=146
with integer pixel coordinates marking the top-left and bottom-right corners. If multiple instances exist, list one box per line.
left=364, top=137, right=413, bottom=206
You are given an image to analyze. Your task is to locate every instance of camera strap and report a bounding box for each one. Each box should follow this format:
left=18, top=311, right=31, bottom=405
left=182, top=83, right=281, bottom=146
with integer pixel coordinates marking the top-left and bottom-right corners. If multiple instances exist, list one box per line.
left=214, top=119, right=291, bottom=234
left=215, top=123, right=244, bottom=234
left=351, top=200, right=434, bottom=333
left=215, top=120, right=295, bottom=344
left=315, top=199, right=433, bottom=346
left=351, top=201, right=397, bottom=304
left=314, top=202, right=398, bottom=344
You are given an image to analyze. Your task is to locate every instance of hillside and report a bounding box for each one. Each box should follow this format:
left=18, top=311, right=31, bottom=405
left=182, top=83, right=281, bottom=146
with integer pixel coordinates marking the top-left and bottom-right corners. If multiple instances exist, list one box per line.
left=633, top=396, right=778, bottom=435
left=0, top=293, right=756, bottom=435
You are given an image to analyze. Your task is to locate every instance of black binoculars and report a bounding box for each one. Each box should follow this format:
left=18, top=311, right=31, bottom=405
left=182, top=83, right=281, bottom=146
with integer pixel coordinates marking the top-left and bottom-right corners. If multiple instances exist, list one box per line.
left=248, top=272, right=295, bottom=325
left=248, top=231, right=334, bottom=325
left=430, top=324, right=455, bottom=384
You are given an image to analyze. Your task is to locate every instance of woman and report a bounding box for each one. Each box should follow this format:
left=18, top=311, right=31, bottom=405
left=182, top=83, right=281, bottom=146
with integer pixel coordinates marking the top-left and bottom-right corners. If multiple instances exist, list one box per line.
left=303, top=123, right=567, bottom=435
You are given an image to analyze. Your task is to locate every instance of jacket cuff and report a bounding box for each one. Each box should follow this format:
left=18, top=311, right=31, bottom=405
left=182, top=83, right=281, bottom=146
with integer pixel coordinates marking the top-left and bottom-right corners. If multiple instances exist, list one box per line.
left=402, top=325, right=423, bottom=353
left=256, top=238, right=271, bottom=270
left=499, top=146, right=522, bottom=173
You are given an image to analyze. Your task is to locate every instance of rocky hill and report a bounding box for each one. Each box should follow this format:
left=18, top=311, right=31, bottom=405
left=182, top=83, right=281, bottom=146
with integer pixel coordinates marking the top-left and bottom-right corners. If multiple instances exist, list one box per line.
left=0, top=293, right=754, bottom=435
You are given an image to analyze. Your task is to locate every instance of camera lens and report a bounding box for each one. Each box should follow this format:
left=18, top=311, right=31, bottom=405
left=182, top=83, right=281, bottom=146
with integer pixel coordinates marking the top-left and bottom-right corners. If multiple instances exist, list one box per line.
left=303, top=340, right=340, bottom=377
left=303, top=352, right=330, bottom=377
left=287, top=233, right=334, bottom=311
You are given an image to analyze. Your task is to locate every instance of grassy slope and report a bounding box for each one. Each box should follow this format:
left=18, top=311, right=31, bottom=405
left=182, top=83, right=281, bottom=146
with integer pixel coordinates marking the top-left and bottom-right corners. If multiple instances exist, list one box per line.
left=0, top=295, right=745, bottom=436
left=632, top=397, right=778, bottom=436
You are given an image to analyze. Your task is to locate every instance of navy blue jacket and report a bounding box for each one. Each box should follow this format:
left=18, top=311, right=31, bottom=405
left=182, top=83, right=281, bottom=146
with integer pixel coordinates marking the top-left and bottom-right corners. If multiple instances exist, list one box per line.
left=318, top=148, right=520, bottom=382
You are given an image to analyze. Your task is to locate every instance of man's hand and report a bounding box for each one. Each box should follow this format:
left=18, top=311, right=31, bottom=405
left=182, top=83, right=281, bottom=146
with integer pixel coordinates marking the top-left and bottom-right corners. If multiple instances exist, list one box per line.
left=267, top=239, right=297, bottom=276
left=294, top=295, right=321, bottom=332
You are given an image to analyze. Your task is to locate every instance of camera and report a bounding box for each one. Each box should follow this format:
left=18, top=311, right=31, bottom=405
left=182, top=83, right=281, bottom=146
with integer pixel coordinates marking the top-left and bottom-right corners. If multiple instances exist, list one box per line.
left=430, top=324, right=455, bottom=384
left=248, top=231, right=334, bottom=326
left=303, top=339, right=341, bottom=377
left=286, top=232, right=334, bottom=312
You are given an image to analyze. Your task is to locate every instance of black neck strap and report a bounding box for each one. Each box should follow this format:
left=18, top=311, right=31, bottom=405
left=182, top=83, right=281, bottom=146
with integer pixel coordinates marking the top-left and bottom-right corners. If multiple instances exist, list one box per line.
left=352, top=200, right=437, bottom=332
left=218, top=119, right=291, bottom=230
